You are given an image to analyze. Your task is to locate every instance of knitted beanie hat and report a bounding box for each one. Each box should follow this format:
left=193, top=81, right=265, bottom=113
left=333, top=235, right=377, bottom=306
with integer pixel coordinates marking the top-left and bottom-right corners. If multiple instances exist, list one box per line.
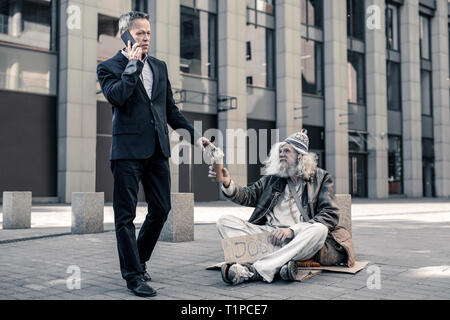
left=284, top=128, right=309, bottom=155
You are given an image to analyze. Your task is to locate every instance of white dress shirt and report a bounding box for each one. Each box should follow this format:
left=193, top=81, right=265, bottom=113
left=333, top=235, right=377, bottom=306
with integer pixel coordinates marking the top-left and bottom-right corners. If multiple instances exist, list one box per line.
left=121, top=50, right=153, bottom=99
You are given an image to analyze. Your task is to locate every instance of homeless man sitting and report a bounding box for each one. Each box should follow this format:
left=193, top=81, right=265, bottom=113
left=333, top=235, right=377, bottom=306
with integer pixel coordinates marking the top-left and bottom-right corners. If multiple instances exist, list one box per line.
left=208, top=129, right=355, bottom=285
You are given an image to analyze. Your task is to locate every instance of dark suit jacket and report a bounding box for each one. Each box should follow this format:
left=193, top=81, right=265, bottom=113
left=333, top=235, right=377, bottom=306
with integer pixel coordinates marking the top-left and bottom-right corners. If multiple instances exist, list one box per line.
left=97, top=50, right=200, bottom=160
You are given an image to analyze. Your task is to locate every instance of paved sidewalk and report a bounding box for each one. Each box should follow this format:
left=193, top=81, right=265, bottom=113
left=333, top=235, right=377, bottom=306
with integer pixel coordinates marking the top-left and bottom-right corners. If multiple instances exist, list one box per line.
left=0, top=199, right=450, bottom=300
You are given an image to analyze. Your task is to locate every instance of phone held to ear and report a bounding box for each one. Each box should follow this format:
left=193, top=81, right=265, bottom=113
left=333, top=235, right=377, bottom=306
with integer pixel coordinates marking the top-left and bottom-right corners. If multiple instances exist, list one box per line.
left=121, top=29, right=136, bottom=47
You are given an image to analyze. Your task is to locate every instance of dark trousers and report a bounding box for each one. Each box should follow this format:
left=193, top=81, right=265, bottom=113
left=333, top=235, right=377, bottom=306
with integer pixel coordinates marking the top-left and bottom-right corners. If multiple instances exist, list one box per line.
left=110, top=139, right=171, bottom=281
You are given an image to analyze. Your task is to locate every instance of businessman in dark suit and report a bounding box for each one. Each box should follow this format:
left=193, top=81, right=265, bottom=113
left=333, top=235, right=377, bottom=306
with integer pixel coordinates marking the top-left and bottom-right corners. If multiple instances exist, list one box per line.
left=97, top=11, right=209, bottom=297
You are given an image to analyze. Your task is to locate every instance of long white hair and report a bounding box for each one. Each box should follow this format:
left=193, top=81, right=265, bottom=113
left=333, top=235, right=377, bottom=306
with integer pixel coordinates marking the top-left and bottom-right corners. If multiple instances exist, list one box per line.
left=262, top=142, right=318, bottom=180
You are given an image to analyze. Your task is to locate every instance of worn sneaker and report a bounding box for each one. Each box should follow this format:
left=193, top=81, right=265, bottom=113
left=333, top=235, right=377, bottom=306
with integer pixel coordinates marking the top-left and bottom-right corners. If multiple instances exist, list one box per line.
left=279, top=260, right=298, bottom=281
left=226, top=263, right=262, bottom=285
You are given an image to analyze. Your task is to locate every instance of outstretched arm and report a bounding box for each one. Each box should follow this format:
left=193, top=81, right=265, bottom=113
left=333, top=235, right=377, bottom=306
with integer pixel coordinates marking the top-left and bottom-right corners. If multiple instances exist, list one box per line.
left=209, top=166, right=268, bottom=208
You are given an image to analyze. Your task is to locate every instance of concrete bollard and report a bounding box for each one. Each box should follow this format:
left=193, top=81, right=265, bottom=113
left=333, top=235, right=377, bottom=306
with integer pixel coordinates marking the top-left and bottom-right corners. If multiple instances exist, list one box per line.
left=335, top=194, right=352, bottom=235
left=2, top=192, right=32, bottom=229
left=159, top=193, right=194, bottom=242
left=71, top=192, right=104, bottom=234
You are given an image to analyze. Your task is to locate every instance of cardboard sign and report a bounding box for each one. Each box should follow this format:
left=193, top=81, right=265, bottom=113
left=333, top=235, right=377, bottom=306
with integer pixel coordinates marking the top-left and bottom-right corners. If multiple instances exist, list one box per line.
left=221, top=232, right=278, bottom=264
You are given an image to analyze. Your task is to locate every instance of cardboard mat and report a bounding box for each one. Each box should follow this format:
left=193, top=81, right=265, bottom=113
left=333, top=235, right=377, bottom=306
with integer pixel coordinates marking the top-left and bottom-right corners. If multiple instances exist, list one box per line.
left=297, top=260, right=370, bottom=274
left=206, top=261, right=370, bottom=276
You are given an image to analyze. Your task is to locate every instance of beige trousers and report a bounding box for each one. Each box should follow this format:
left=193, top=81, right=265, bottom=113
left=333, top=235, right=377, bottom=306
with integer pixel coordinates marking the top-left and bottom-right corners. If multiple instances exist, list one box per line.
left=216, top=215, right=328, bottom=282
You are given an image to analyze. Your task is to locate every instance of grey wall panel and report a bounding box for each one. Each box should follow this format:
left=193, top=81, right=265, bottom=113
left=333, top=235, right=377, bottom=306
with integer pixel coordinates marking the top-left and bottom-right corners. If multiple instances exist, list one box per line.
left=179, top=75, right=218, bottom=114
left=388, top=110, right=402, bottom=135
left=0, top=90, right=57, bottom=197
left=302, top=94, right=325, bottom=127
left=348, top=103, right=367, bottom=131
left=422, top=115, right=434, bottom=138
left=247, top=86, right=276, bottom=121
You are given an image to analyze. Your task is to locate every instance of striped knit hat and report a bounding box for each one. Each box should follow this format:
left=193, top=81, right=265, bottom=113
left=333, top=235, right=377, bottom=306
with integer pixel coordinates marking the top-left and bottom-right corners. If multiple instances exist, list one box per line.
left=284, top=129, right=309, bottom=155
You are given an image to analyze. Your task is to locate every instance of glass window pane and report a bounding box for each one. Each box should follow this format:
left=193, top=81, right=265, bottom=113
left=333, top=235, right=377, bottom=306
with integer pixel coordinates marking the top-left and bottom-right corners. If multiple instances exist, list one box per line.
left=265, top=28, right=275, bottom=88
left=421, top=70, right=432, bottom=115
left=0, top=45, right=57, bottom=95
left=0, top=0, right=53, bottom=50
left=300, top=0, right=307, bottom=25
left=387, top=61, right=401, bottom=111
left=347, top=51, right=365, bottom=104
left=388, top=135, right=403, bottom=194
left=301, top=38, right=323, bottom=95
left=312, top=0, right=323, bottom=28
left=386, top=5, right=399, bottom=51
left=246, top=25, right=274, bottom=88
left=347, top=0, right=364, bottom=41
left=180, top=6, right=217, bottom=78
left=301, top=0, right=322, bottom=28
left=420, top=15, right=430, bottom=60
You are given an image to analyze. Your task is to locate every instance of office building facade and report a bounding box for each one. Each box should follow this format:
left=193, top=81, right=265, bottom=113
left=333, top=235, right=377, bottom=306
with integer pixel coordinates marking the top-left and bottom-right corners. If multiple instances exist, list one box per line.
left=0, top=0, right=449, bottom=203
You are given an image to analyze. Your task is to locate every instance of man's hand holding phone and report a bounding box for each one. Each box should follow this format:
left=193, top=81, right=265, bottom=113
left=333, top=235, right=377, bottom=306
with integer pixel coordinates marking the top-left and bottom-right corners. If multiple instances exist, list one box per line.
left=126, top=41, right=143, bottom=61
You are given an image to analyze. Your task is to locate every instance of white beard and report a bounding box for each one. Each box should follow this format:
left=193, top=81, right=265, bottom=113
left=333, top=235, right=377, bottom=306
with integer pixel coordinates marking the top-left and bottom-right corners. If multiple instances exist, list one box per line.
left=277, top=161, right=301, bottom=178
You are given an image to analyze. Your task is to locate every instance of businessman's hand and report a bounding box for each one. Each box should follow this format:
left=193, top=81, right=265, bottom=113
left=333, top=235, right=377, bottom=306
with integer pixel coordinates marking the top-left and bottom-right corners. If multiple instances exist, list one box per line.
left=208, top=165, right=231, bottom=187
left=126, top=41, right=143, bottom=61
left=196, top=137, right=211, bottom=151
left=270, top=228, right=294, bottom=246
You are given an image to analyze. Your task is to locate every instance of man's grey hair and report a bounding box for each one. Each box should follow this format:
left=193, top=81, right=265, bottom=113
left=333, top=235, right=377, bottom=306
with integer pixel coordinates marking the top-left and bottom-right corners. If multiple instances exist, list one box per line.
left=118, top=11, right=149, bottom=34
left=262, top=142, right=318, bottom=180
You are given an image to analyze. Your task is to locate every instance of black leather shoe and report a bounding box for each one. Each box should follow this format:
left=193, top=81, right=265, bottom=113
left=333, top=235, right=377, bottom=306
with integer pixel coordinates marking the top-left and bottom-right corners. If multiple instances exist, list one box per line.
left=141, top=263, right=152, bottom=282
left=142, top=270, right=152, bottom=282
left=126, top=279, right=157, bottom=297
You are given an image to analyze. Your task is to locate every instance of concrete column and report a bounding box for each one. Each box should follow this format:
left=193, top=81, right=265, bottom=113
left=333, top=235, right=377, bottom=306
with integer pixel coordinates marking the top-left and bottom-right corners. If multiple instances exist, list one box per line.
left=8, top=0, right=22, bottom=37
left=400, top=0, right=422, bottom=197
left=431, top=0, right=450, bottom=197
left=5, top=61, right=19, bottom=91
left=149, top=0, right=181, bottom=193
left=217, top=0, right=247, bottom=188
left=323, top=0, right=349, bottom=194
left=275, top=0, right=302, bottom=140
left=58, top=0, right=99, bottom=203
left=365, top=0, right=388, bottom=198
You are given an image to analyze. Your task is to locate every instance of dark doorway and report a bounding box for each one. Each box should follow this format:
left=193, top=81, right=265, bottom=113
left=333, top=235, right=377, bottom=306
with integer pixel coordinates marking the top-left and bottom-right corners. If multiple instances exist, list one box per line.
left=422, top=158, right=435, bottom=197
left=349, top=153, right=367, bottom=198
left=179, top=111, right=218, bottom=201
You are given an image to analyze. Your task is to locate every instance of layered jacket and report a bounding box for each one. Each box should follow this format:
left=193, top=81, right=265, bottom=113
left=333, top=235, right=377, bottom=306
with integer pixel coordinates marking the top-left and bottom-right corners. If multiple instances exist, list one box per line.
left=222, top=168, right=355, bottom=267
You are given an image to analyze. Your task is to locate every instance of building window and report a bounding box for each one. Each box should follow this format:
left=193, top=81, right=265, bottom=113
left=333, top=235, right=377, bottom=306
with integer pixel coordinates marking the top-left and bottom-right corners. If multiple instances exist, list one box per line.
left=420, top=15, right=431, bottom=60
left=180, top=6, right=217, bottom=78
left=421, top=70, right=432, bottom=116
left=132, top=0, right=148, bottom=12
left=386, top=4, right=399, bottom=51
left=246, top=26, right=275, bottom=88
left=348, top=133, right=368, bottom=198
left=0, top=0, right=55, bottom=50
left=387, top=61, right=401, bottom=111
left=246, top=0, right=275, bottom=15
left=388, top=135, right=403, bottom=194
left=300, top=0, right=323, bottom=29
left=422, top=137, right=435, bottom=197
left=301, top=38, right=323, bottom=96
left=347, top=51, right=365, bottom=105
left=347, top=0, right=365, bottom=41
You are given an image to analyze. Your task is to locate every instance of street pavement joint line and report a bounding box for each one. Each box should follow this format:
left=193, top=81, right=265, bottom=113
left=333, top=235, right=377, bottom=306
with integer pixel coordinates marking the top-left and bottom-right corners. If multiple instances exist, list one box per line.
left=0, top=229, right=116, bottom=245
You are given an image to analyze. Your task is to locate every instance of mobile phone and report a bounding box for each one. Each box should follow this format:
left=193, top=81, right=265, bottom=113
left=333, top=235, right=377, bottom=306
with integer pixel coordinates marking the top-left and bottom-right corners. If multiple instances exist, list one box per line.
left=121, top=29, right=136, bottom=47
